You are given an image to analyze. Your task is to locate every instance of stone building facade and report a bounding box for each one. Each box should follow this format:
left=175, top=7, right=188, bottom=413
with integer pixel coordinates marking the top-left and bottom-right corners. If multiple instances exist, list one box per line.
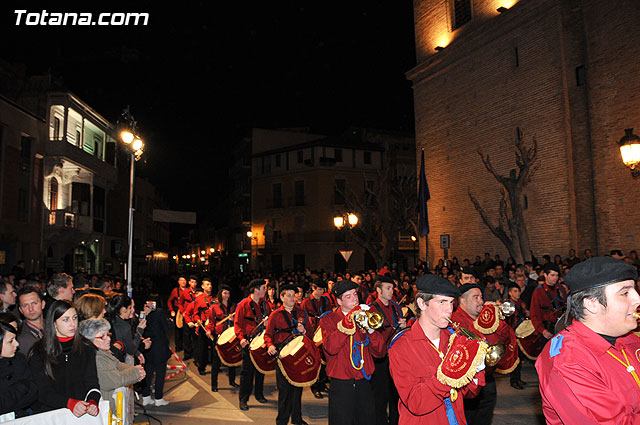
left=410, top=0, right=640, bottom=263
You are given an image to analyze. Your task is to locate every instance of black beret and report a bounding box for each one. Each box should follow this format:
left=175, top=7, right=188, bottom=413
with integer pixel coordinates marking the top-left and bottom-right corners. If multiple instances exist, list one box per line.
left=543, top=263, right=561, bottom=274
left=461, top=266, right=478, bottom=279
left=333, top=280, right=359, bottom=298
left=459, top=283, right=483, bottom=296
left=311, top=278, right=328, bottom=289
left=248, top=279, right=266, bottom=290
left=564, top=257, right=638, bottom=293
left=415, top=274, right=460, bottom=298
left=279, top=284, right=298, bottom=296
left=376, top=275, right=395, bottom=285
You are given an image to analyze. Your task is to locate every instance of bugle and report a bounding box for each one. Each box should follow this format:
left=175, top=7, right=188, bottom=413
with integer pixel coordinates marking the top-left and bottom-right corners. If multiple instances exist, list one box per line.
left=447, top=318, right=505, bottom=367
left=352, top=310, right=384, bottom=331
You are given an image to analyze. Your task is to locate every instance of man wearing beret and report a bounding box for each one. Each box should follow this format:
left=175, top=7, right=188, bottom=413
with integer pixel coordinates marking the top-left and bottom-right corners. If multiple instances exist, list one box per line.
left=301, top=278, right=331, bottom=399
left=389, top=274, right=485, bottom=425
left=319, top=279, right=386, bottom=425
left=264, top=284, right=314, bottom=425
left=451, top=283, right=518, bottom=425
left=530, top=263, right=569, bottom=340
left=234, top=278, right=273, bottom=410
left=370, top=275, right=407, bottom=425
left=536, top=257, right=640, bottom=424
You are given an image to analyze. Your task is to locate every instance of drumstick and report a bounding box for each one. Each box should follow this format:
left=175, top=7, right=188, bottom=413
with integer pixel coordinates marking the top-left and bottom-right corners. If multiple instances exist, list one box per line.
left=216, top=312, right=236, bottom=327
left=247, top=317, right=269, bottom=341
left=197, top=320, right=214, bottom=340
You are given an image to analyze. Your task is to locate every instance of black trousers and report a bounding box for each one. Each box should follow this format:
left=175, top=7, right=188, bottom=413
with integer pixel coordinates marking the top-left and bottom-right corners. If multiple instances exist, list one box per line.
left=211, top=338, right=237, bottom=388
left=239, top=347, right=265, bottom=403
left=276, top=366, right=303, bottom=425
left=173, top=319, right=183, bottom=352
left=464, top=374, right=497, bottom=425
left=329, top=378, right=375, bottom=425
left=371, top=357, right=399, bottom=425
left=310, top=363, right=327, bottom=393
left=142, top=356, right=168, bottom=399
left=197, top=331, right=211, bottom=372
left=183, top=325, right=196, bottom=358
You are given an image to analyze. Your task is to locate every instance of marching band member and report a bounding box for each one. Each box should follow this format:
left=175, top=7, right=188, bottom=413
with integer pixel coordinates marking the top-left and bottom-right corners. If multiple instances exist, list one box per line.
left=205, top=284, right=239, bottom=391
left=323, top=280, right=338, bottom=310
left=178, top=275, right=199, bottom=360
left=530, top=263, right=568, bottom=340
left=451, top=284, right=518, bottom=425
left=370, top=275, right=407, bottom=425
left=301, top=278, right=330, bottom=399
left=234, top=278, right=272, bottom=411
left=389, top=274, right=485, bottom=424
left=319, top=280, right=386, bottom=425
left=191, top=276, right=215, bottom=375
left=505, top=284, right=529, bottom=390
left=536, top=257, right=640, bottom=424
left=264, top=284, right=313, bottom=425
left=167, top=275, right=187, bottom=353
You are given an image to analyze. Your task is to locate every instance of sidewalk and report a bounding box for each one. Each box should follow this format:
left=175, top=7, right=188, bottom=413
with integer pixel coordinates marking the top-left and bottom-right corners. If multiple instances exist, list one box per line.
left=136, top=356, right=544, bottom=425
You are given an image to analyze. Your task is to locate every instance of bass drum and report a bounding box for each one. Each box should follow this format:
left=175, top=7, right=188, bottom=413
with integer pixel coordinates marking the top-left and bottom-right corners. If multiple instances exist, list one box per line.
left=277, top=335, right=322, bottom=387
left=216, top=327, right=243, bottom=367
left=249, top=329, right=276, bottom=374
left=515, top=319, right=545, bottom=361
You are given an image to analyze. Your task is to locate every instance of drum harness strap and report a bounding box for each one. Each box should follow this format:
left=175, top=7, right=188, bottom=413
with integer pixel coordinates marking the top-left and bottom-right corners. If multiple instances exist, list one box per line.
left=248, top=299, right=269, bottom=340
left=542, top=284, right=567, bottom=311
left=371, top=299, right=402, bottom=346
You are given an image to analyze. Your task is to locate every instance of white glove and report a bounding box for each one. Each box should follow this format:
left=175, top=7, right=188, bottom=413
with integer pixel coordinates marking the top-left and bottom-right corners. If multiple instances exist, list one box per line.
left=368, top=327, right=375, bottom=334
left=476, top=357, right=486, bottom=373
left=360, top=304, right=370, bottom=311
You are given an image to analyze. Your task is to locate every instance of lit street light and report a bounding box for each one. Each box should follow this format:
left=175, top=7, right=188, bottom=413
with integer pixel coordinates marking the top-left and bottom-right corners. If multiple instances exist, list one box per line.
left=618, top=128, right=640, bottom=178
left=118, top=107, right=145, bottom=297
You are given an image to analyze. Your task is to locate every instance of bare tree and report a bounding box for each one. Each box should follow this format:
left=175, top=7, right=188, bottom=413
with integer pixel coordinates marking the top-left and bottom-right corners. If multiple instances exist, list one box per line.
left=337, top=156, right=417, bottom=269
left=468, top=130, right=540, bottom=264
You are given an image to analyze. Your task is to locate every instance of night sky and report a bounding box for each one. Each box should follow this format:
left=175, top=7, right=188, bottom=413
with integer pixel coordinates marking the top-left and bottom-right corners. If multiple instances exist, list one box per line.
left=1, top=2, right=416, bottom=220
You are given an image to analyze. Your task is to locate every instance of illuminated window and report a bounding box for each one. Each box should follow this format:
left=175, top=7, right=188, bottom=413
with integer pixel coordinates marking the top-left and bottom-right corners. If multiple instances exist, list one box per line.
left=49, top=105, right=65, bottom=141
left=49, top=178, right=58, bottom=210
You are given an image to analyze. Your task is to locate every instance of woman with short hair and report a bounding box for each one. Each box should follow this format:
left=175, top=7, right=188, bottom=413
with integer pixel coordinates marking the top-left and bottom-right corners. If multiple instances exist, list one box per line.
left=28, top=300, right=101, bottom=417
left=78, top=318, right=145, bottom=412
left=75, top=293, right=107, bottom=321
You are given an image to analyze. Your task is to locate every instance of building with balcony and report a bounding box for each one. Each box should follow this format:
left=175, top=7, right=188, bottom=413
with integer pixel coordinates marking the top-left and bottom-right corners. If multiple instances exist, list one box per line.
left=411, top=0, right=640, bottom=264
left=0, top=95, right=47, bottom=276
left=249, top=127, right=415, bottom=273
left=43, top=92, right=118, bottom=274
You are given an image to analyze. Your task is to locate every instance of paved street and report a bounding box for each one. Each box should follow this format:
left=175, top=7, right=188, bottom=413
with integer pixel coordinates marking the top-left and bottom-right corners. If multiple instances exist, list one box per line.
left=137, top=356, right=544, bottom=425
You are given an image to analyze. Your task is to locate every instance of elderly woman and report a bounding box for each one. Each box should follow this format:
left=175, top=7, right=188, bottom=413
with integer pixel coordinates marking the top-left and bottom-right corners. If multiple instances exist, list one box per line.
left=0, top=321, right=37, bottom=419
left=78, top=319, right=145, bottom=412
left=28, top=300, right=100, bottom=417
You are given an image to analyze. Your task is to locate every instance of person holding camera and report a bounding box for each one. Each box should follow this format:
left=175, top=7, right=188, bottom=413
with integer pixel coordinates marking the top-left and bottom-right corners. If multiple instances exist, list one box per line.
left=140, top=298, right=172, bottom=407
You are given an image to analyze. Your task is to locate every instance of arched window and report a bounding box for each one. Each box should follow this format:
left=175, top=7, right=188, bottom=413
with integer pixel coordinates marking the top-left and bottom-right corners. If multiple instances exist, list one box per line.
left=49, top=178, right=58, bottom=210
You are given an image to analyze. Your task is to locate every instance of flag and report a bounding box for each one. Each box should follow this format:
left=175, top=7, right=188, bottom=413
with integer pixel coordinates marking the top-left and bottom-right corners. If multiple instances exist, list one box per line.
left=419, top=149, right=430, bottom=237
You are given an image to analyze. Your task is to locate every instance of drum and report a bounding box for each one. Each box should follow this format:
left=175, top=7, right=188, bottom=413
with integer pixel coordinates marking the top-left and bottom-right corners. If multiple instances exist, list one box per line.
left=516, top=319, right=546, bottom=360
left=249, top=329, right=276, bottom=374
left=277, top=335, right=322, bottom=387
left=215, top=327, right=243, bottom=367
left=176, top=311, right=184, bottom=329
left=312, top=327, right=323, bottom=346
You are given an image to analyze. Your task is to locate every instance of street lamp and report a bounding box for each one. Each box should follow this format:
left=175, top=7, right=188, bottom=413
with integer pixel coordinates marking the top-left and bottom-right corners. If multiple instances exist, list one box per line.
left=333, top=212, right=358, bottom=230
left=618, top=128, right=640, bottom=178
left=411, top=235, right=417, bottom=267
left=118, top=107, right=145, bottom=297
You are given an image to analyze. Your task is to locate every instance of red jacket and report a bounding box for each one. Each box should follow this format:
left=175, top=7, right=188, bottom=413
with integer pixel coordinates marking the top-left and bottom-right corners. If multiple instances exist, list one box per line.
left=188, top=293, right=215, bottom=324
left=536, top=321, right=640, bottom=424
left=368, top=298, right=403, bottom=354
left=389, top=321, right=485, bottom=425
left=322, top=292, right=337, bottom=310
left=206, top=301, right=236, bottom=336
left=178, top=288, right=197, bottom=314
left=530, top=283, right=568, bottom=334
left=167, top=287, right=183, bottom=314
left=234, top=296, right=272, bottom=341
left=264, top=305, right=313, bottom=349
left=319, top=309, right=386, bottom=380
left=301, top=296, right=331, bottom=329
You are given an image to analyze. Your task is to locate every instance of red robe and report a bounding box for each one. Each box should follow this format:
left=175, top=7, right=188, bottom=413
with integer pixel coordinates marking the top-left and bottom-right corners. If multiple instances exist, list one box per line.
left=536, top=321, right=640, bottom=424
left=389, top=321, right=485, bottom=425
left=319, top=309, right=386, bottom=380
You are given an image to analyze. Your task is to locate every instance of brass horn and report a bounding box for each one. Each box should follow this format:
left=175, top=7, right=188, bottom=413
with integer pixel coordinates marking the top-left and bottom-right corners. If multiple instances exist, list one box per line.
left=353, top=310, right=384, bottom=331
left=633, top=312, right=640, bottom=320
left=447, top=318, right=505, bottom=367
left=499, top=300, right=516, bottom=318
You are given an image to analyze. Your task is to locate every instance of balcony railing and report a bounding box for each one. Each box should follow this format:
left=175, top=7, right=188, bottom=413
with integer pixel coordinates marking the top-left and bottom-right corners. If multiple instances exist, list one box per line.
left=48, top=210, right=76, bottom=228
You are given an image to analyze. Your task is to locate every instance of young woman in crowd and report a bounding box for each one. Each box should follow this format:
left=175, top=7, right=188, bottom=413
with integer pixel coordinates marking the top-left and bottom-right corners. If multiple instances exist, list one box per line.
left=28, top=300, right=101, bottom=417
left=107, top=294, right=151, bottom=364
left=0, top=320, right=37, bottom=418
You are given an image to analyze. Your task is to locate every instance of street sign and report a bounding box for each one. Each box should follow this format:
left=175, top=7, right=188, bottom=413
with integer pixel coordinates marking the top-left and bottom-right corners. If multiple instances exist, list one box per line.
left=238, top=253, right=249, bottom=258
left=440, top=234, right=450, bottom=249
left=339, top=250, right=353, bottom=262
left=152, top=209, right=196, bottom=224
